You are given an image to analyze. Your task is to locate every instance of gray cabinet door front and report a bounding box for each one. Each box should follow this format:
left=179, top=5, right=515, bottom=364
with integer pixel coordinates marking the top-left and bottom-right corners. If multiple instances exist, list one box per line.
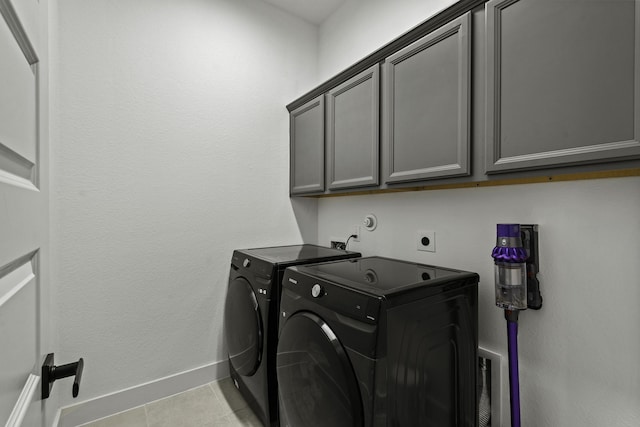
left=384, top=13, right=471, bottom=184
left=327, top=64, right=379, bottom=190
left=485, top=0, right=640, bottom=173
left=290, top=95, right=325, bottom=195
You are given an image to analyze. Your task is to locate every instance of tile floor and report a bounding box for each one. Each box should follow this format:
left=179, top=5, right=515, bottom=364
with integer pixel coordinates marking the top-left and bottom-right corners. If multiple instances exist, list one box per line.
left=76, top=378, right=263, bottom=427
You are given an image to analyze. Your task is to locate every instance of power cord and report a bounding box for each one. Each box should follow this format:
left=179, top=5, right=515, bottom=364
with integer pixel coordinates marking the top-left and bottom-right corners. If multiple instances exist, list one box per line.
left=345, top=234, right=357, bottom=249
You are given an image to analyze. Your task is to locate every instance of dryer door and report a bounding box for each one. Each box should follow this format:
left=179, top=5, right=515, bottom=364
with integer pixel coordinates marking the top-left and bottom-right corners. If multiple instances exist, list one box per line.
left=277, top=312, right=363, bottom=427
left=224, top=277, right=262, bottom=376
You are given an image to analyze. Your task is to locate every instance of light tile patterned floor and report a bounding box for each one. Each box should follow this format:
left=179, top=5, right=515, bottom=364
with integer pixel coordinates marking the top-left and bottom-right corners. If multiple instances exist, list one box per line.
left=77, top=378, right=263, bottom=427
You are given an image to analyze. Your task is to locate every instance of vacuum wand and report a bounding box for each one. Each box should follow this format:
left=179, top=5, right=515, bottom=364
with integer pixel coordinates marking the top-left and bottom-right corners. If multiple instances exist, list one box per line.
left=505, top=310, right=521, bottom=427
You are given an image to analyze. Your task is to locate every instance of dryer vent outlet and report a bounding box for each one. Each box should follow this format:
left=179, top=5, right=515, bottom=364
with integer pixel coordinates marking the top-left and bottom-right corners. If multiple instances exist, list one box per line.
left=331, top=240, right=346, bottom=250
left=478, top=347, right=502, bottom=427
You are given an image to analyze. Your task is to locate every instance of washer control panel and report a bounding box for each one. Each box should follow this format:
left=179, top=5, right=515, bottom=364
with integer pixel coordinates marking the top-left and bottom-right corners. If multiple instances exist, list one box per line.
left=231, top=251, right=273, bottom=280
left=283, top=271, right=380, bottom=324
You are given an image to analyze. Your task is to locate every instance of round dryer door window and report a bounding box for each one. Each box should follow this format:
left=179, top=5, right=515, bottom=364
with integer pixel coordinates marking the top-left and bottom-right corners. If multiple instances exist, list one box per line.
left=277, top=312, right=363, bottom=427
left=224, top=277, right=262, bottom=376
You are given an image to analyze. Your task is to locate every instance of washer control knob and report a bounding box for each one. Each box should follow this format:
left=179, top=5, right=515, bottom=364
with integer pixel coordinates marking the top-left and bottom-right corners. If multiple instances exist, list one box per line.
left=311, top=284, right=324, bottom=298
left=242, top=258, right=251, bottom=268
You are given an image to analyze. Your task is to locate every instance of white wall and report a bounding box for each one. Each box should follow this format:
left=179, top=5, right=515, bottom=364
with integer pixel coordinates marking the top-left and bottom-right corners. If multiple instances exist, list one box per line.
left=317, top=1, right=640, bottom=425
left=318, top=0, right=456, bottom=81
left=50, top=0, right=318, bottom=407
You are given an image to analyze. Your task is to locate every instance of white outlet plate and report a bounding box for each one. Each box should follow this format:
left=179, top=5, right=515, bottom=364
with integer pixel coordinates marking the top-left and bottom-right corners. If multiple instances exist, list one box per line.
left=351, top=225, right=360, bottom=242
left=417, top=231, right=435, bottom=252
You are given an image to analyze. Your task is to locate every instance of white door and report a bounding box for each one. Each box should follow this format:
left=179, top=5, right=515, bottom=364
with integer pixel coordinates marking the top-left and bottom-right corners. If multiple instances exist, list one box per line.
left=0, top=0, right=51, bottom=426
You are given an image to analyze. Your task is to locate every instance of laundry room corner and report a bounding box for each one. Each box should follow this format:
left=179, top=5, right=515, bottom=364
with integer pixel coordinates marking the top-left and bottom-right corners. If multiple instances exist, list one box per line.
left=289, top=197, right=320, bottom=245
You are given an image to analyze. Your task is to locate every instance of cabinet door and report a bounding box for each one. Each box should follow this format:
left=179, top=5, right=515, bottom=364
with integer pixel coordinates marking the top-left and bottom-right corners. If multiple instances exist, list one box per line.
left=327, top=64, right=379, bottom=190
left=290, top=95, right=324, bottom=195
left=384, top=13, right=471, bottom=184
left=485, top=0, right=640, bottom=173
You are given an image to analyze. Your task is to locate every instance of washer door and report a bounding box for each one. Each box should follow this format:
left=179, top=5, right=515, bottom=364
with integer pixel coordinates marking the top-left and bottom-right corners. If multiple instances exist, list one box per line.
left=277, top=312, right=363, bottom=427
left=224, top=277, right=262, bottom=376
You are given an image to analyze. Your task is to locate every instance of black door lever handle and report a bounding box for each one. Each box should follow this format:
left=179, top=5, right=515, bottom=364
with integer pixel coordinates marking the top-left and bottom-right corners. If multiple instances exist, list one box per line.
left=42, top=353, right=84, bottom=399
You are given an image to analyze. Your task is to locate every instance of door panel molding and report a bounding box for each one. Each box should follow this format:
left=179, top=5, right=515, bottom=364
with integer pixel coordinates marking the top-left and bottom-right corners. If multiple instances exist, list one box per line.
left=0, top=16, right=37, bottom=163
left=0, top=251, right=36, bottom=308
left=0, top=253, right=38, bottom=426
left=0, top=0, right=38, bottom=64
left=5, top=374, right=40, bottom=427
left=0, top=142, right=35, bottom=189
left=0, top=4, right=38, bottom=189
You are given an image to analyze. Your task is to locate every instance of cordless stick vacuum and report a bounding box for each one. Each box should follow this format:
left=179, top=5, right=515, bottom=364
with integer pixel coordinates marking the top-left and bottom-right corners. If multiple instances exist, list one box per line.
left=492, top=224, right=528, bottom=427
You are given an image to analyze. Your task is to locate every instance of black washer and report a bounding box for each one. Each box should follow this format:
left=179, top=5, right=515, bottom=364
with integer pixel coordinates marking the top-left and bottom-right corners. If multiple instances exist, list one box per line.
left=226, top=277, right=262, bottom=376
left=277, top=256, right=479, bottom=427
left=277, top=312, right=363, bottom=427
left=224, top=244, right=360, bottom=427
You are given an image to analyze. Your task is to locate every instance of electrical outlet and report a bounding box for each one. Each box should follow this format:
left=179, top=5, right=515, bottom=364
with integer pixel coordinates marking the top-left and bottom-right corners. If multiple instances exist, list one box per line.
left=417, top=231, right=435, bottom=252
left=350, top=225, right=360, bottom=242
left=330, top=240, right=346, bottom=250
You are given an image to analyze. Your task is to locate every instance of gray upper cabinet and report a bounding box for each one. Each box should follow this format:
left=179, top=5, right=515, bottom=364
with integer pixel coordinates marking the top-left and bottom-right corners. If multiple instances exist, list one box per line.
left=384, top=13, right=471, bottom=184
left=327, top=64, right=380, bottom=190
left=287, top=0, right=640, bottom=197
left=485, top=0, right=640, bottom=173
left=290, top=95, right=325, bottom=195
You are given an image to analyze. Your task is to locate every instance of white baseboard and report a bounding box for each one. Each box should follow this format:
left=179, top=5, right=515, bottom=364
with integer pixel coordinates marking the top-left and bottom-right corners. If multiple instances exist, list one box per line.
left=54, top=360, right=229, bottom=427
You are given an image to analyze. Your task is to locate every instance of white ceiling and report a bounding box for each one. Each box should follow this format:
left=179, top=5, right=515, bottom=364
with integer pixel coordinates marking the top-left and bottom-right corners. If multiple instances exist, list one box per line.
left=260, top=0, right=346, bottom=25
